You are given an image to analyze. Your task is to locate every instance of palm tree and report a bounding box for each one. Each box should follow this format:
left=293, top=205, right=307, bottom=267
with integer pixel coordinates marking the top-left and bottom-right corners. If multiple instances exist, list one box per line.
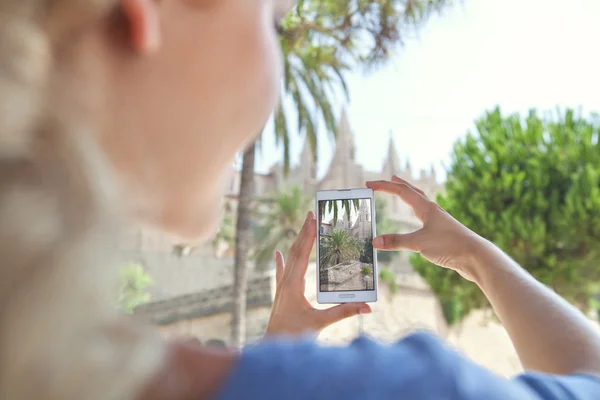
left=231, top=0, right=452, bottom=348
left=212, top=202, right=235, bottom=258
left=253, top=186, right=312, bottom=270
left=231, top=143, right=255, bottom=347
left=318, top=199, right=360, bottom=227
left=320, top=229, right=362, bottom=268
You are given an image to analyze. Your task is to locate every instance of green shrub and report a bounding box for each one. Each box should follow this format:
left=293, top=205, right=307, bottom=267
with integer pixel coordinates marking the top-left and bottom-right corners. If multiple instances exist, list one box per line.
left=117, top=263, right=153, bottom=313
left=378, top=269, right=398, bottom=294
left=411, top=107, right=600, bottom=324
left=360, top=236, right=374, bottom=264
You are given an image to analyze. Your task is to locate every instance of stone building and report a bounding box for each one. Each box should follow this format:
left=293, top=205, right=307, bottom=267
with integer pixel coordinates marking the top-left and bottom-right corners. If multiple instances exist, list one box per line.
left=134, top=276, right=275, bottom=344
left=129, top=107, right=524, bottom=376
left=349, top=199, right=372, bottom=239
left=319, top=222, right=333, bottom=236
left=266, top=108, right=442, bottom=228
left=320, top=199, right=372, bottom=239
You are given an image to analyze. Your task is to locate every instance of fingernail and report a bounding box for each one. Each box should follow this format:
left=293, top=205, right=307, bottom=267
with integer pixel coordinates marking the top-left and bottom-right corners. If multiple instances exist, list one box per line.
left=308, top=211, right=315, bottom=220
left=359, top=307, right=371, bottom=315
left=373, top=237, right=384, bottom=248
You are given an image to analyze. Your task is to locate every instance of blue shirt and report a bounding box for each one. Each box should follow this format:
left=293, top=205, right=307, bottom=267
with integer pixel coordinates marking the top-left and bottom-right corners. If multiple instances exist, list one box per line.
left=214, top=332, right=600, bottom=400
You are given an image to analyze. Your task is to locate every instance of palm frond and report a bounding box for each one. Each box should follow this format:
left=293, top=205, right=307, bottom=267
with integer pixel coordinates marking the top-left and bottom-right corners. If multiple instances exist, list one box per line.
left=274, top=102, right=291, bottom=174
left=319, top=229, right=362, bottom=267
left=343, top=200, right=352, bottom=222
left=253, top=186, right=312, bottom=270
left=270, top=0, right=452, bottom=174
left=333, top=201, right=338, bottom=227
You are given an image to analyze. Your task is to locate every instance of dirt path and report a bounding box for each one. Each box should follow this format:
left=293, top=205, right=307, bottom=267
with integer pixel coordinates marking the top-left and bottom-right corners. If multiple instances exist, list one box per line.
left=321, top=261, right=374, bottom=292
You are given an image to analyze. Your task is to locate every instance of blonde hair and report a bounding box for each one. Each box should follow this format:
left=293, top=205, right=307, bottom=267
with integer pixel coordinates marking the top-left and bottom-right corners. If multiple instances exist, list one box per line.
left=0, top=2, right=164, bottom=399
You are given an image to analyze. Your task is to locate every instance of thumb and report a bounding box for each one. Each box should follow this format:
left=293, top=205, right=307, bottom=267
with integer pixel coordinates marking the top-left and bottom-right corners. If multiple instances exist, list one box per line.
left=320, top=303, right=372, bottom=326
left=373, top=231, right=422, bottom=252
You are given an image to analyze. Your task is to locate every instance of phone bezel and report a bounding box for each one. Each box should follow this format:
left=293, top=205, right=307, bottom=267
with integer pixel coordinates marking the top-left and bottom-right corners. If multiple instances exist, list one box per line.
left=316, top=188, right=378, bottom=304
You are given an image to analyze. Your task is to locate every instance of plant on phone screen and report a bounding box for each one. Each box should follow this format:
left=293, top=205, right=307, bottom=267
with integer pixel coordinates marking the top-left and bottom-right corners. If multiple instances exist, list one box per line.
left=359, top=236, right=374, bottom=264
left=320, top=229, right=362, bottom=268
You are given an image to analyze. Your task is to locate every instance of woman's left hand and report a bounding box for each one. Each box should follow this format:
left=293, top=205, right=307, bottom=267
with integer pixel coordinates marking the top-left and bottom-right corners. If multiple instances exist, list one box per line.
left=265, top=211, right=372, bottom=337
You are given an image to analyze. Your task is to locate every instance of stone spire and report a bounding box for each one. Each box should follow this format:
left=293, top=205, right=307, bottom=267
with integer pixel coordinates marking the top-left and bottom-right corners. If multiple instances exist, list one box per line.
left=358, top=198, right=370, bottom=221
left=429, top=163, right=437, bottom=183
left=319, top=107, right=357, bottom=188
left=299, top=137, right=317, bottom=179
left=382, top=131, right=400, bottom=178
left=335, top=107, right=356, bottom=162
left=404, top=159, right=412, bottom=179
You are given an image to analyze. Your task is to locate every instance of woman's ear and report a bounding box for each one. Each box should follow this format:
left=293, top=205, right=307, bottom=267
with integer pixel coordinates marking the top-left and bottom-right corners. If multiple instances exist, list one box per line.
left=119, top=0, right=161, bottom=53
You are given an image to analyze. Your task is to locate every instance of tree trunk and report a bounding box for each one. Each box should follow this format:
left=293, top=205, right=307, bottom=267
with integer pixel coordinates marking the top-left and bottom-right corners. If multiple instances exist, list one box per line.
left=231, top=141, right=256, bottom=348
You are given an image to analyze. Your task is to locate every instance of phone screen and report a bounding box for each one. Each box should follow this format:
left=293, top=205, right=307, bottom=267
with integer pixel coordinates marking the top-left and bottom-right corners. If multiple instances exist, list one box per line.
left=318, top=198, right=375, bottom=292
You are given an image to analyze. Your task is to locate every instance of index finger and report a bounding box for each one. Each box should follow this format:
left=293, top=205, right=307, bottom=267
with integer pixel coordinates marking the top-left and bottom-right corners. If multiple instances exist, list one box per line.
left=366, top=180, right=430, bottom=221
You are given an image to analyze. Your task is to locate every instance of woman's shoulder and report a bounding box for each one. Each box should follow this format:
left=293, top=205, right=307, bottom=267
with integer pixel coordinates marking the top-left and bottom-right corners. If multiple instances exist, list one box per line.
left=213, top=332, right=600, bottom=400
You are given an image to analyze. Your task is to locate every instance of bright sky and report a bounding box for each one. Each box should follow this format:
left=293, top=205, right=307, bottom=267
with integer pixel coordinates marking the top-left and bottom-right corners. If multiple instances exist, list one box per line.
left=255, top=0, right=600, bottom=182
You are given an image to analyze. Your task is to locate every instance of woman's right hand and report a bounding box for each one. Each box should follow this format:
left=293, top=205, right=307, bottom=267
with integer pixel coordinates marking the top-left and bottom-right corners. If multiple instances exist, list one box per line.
left=367, top=176, right=490, bottom=282
left=370, top=177, right=600, bottom=378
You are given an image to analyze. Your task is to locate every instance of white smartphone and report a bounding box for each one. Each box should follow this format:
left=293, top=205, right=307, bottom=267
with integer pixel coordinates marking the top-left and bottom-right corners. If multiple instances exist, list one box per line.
left=316, top=188, right=378, bottom=304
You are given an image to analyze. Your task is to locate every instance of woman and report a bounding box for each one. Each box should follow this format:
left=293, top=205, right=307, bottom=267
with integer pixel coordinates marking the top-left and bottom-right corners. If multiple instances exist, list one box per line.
left=1, top=0, right=599, bottom=399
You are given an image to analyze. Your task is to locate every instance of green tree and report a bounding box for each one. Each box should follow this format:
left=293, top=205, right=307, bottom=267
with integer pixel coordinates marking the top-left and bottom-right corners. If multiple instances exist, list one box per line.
left=254, top=186, right=312, bottom=270
left=117, top=263, right=153, bottom=313
left=360, top=235, right=374, bottom=264
left=273, top=0, right=451, bottom=172
left=320, top=229, right=362, bottom=268
left=411, top=107, right=600, bottom=325
left=232, top=0, right=452, bottom=347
